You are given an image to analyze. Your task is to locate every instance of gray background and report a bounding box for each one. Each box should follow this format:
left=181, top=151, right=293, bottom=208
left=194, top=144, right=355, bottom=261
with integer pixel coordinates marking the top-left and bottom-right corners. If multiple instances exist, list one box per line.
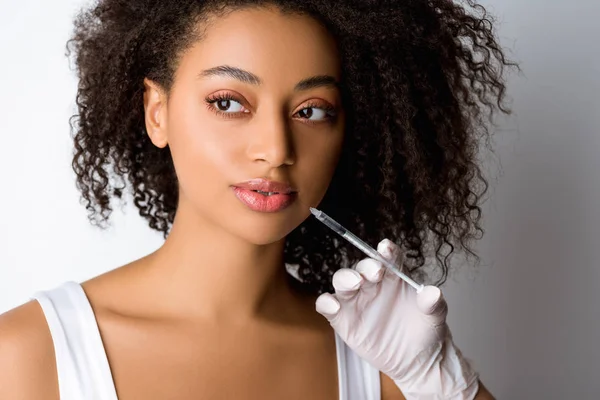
left=1, top=0, right=598, bottom=398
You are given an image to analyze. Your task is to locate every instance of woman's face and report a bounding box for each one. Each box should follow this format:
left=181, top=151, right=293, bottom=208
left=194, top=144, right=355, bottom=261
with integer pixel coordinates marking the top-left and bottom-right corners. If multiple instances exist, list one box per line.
left=147, top=6, right=345, bottom=245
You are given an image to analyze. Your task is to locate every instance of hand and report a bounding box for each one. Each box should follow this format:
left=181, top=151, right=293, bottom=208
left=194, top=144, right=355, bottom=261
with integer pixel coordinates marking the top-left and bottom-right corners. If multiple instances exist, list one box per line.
left=315, top=239, right=480, bottom=399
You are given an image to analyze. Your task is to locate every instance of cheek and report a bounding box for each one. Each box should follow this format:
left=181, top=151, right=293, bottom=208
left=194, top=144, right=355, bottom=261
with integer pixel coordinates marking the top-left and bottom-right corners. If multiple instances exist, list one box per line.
left=294, top=126, right=345, bottom=202
left=166, top=101, right=243, bottom=193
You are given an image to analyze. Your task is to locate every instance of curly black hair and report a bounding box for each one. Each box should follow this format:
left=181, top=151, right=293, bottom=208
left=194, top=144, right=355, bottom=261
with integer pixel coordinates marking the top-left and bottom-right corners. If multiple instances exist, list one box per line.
left=67, top=0, right=517, bottom=295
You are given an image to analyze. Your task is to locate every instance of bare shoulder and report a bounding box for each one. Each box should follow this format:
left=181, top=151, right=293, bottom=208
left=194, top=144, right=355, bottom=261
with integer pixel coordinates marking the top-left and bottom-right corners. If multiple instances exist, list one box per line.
left=379, top=372, right=495, bottom=400
left=380, top=371, right=406, bottom=400
left=0, top=300, right=59, bottom=400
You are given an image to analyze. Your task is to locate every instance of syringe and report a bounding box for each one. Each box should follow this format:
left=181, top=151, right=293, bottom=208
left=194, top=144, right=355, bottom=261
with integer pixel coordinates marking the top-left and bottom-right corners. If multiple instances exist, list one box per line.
left=310, top=207, right=424, bottom=292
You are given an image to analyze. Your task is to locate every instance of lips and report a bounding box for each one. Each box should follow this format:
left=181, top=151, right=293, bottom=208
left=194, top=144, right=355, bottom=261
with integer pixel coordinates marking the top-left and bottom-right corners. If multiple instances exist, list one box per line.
left=232, top=178, right=298, bottom=212
left=232, top=179, right=296, bottom=194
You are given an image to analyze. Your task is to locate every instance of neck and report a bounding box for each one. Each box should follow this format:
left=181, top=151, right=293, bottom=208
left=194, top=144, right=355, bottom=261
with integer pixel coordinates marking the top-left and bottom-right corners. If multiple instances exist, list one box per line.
left=138, top=199, right=307, bottom=324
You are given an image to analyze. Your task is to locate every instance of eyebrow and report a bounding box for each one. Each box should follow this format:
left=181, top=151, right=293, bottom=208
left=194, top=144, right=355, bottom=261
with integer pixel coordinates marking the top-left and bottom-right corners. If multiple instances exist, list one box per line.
left=197, top=65, right=340, bottom=91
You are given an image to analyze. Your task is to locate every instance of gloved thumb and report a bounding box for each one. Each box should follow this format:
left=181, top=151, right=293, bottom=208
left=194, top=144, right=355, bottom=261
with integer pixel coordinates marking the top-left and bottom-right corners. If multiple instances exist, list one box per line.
left=416, top=286, right=447, bottom=321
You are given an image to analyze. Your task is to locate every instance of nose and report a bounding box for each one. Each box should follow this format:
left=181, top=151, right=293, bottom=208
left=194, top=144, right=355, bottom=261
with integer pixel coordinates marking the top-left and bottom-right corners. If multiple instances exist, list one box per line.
left=246, top=112, right=295, bottom=167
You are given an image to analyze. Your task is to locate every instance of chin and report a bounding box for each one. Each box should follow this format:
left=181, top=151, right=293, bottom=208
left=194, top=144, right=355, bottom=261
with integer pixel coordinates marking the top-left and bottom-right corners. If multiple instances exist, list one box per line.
left=228, top=228, right=286, bottom=246
left=229, top=210, right=306, bottom=246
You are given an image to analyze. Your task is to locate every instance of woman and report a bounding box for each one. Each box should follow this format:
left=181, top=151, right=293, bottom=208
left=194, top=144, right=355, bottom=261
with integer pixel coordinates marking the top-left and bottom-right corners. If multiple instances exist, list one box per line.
left=0, top=0, right=514, bottom=398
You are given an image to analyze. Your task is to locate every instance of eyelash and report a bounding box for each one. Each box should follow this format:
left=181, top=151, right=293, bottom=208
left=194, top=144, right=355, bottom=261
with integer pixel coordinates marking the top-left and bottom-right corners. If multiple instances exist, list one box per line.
left=205, top=93, right=241, bottom=119
left=204, top=93, right=337, bottom=125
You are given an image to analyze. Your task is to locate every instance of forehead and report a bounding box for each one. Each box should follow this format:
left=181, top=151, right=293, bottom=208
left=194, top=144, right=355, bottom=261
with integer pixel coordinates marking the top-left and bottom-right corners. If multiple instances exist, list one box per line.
left=177, top=7, right=341, bottom=86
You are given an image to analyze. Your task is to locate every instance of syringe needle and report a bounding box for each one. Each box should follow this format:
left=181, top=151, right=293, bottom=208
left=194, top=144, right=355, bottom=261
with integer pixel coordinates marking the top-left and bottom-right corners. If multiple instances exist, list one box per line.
left=310, top=207, right=424, bottom=292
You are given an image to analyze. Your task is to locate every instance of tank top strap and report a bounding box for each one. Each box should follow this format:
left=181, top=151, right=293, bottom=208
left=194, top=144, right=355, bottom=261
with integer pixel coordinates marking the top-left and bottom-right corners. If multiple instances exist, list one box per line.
left=32, top=281, right=118, bottom=400
left=335, top=332, right=381, bottom=400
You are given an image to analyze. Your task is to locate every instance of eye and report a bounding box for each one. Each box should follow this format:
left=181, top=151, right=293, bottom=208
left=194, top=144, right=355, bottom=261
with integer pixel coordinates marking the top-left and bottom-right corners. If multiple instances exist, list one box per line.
left=212, top=99, right=245, bottom=113
left=295, top=102, right=337, bottom=124
left=297, top=107, right=329, bottom=121
left=205, top=92, right=249, bottom=117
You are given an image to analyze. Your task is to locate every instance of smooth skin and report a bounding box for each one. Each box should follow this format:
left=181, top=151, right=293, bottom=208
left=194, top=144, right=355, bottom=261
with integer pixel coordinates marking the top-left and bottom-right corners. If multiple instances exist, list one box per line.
left=0, top=6, right=493, bottom=399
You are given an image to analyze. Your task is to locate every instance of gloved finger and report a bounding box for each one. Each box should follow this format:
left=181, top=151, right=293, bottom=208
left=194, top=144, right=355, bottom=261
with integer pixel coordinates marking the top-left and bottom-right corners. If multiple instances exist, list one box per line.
left=377, top=239, right=404, bottom=267
left=315, top=292, right=341, bottom=321
left=377, top=239, right=407, bottom=284
left=416, top=285, right=448, bottom=323
left=355, top=258, right=385, bottom=284
left=332, top=268, right=364, bottom=300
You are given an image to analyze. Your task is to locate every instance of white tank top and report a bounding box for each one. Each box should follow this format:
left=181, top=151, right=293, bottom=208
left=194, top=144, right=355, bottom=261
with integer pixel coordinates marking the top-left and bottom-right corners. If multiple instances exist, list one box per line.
left=32, top=281, right=381, bottom=400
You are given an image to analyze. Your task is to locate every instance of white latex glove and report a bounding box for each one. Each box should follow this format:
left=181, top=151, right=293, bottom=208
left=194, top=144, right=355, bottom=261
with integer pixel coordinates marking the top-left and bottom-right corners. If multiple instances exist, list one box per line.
left=315, top=239, right=480, bottom=399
